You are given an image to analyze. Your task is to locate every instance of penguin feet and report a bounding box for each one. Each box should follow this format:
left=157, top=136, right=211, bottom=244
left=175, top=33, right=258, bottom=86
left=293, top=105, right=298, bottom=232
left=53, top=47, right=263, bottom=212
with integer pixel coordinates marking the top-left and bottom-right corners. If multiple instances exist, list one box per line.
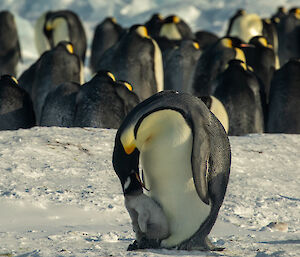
left=177, top=236, right=225, bottom=251
left=127, top=238, right=161, bottom=251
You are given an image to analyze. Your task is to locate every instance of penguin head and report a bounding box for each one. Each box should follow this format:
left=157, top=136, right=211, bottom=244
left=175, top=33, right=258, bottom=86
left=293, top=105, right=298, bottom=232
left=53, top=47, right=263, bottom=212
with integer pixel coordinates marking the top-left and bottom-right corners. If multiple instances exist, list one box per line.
left=249, top=36, right=273, bottom=49
left=289, top=8, right=300, bottom=19
left=219, top=37, right=247, bottom=63
left=144, top=13, right=164, bottom=38
left=93, top=70, right=116, bottom=83
left=130, top=24, right=151, bottom=39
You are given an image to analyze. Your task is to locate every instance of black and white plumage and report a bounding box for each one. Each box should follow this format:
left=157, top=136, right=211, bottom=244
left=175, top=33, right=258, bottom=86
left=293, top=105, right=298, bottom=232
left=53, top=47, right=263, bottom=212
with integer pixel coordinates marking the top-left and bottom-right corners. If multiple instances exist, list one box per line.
left=113, top=90, right=231, bottom=251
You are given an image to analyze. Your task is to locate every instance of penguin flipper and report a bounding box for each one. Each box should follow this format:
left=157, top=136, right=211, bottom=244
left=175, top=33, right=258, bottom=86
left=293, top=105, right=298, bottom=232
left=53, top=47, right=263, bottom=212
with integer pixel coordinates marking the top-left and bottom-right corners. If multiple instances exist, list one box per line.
left=190, top=108, right=210, bottom=205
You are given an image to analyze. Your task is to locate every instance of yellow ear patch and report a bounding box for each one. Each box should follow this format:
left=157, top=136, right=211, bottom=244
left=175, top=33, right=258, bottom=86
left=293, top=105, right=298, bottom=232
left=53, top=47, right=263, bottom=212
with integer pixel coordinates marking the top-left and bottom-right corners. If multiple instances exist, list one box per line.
left=221, top=38, right=233, bottom=48
left=258, top=37, right=268, bottom=47
left=240, top=62, right=247, bottom=71
left=120, top=125, right=136, bottom=155
left=157, top=14, right=164, bottom=20
left=123, top=82, right=133, bottom=91
left=136, top=26, right=150, bottom=38
left=295, top=8, right=300, bottom=19
left=173, top=16, right=180, bottom=23
left=11, top=76, right=18, bottom=85
left=274, top=17, right=280, bottom=23
left=193, top=42, right=200, bottom=49
left=111, top=17, right=117, bottom=24
left=66, top=43, right=74, bottom=54
left=107, top=72, right=116, bottom=81
left=45, top=21, right=53, bottom=31
left=235, top=47, right=246, bottom=63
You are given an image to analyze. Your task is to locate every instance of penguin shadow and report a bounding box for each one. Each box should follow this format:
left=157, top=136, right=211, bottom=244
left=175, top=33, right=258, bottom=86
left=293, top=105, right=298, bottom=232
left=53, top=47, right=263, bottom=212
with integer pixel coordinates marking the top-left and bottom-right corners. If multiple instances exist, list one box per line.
left=134, top=248, right=225, bottom=256
left=259, top=239, right=300, bottom=245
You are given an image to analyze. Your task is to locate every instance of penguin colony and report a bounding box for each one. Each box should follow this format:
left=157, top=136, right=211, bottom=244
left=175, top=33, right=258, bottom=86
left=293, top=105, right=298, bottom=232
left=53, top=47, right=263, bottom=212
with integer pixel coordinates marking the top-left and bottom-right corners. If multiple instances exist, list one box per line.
left=0, top=5, right=299, bottom=252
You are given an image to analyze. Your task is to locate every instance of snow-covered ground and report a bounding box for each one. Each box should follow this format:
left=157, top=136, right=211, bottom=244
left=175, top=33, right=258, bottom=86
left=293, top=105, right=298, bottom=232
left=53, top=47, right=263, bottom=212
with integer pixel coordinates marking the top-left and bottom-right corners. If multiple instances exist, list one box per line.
left=1, top=0, right=300, bottom=256
left=0, top=128, right=299, bottom=256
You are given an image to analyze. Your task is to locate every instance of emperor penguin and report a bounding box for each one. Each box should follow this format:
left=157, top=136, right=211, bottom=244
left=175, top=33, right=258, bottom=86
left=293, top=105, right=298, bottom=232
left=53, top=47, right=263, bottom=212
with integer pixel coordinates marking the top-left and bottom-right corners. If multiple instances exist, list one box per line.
left=192, top=37, right=246, bottom=96
left=90, top=17, right=126, bottom=74
left=40, top=81, right=80, bottom=127
left=0, top=11, right=22, bottom=77
left=200, top=95, right=229, bottom=133
left=112, top=90, right=231, bottom=251
left=267, top=59, right=300, bottom=133
left=159, top=15, right=195, bottom=41
left=276, top=8, right=300, bottom=66
left=96, top=25, right=164, bottom=101
left=144, top=13, right=164, bottom=38
left=18, top=41, right=83, bottom=124
left=227, top=10, right=278, bottom=50
left=73, top=71, right=139, bottom=129
left=242, top=36, right=277, bottom=102
left=164, top=40, right=202, bottom=93
left=0, top=75, right=35, bottom=130
left=194, top=30, right=219, bottom=51
left=214, top=59, right=265, bottom=136
left=34, top=10, right=87, bottom=63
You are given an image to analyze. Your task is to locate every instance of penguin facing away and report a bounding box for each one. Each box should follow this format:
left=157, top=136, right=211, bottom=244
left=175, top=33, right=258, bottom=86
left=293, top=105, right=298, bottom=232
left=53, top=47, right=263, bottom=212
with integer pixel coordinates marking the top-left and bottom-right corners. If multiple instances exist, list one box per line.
left=0, top=11, right=22, bottom=77
left=73, top=71, right=139, bottom=129
left=18, top=41, right=83, bottom=124
left=40, top=81, right=80, bottom=127
left=214, top=59, right=264, bottom=136
left=0, top=75, right=35, bottom=130
left=90, top=17, right=125, bottom=74
left=97, top=25, right=164, bottom=101
left=34, top=10, right=87, bottom=63
left=112, top=90, right=231, bottom=251
left=267, top=59, right=300, bottom=134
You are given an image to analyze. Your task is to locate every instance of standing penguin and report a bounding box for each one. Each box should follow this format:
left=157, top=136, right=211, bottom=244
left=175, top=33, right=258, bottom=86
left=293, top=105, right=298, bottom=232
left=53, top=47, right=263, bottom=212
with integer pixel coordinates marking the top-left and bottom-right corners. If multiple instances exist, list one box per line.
left=90, top=17, right=125, bottom=74
left=18, top=41, right=83, bottom=124
left=73, top=71, right=139, bottom=129
left=144, top=13, right=164, bottom=38
left=214, top=60, right=264, bottom=136
left=34, top=10, right=87, bottom=63
left=0, top=75, right=35, bottom=130
left=40, top=81, right=80, bottom=127
left=164, top=40, right=202, bottom=93
left=112, top=90, right=231, bottom=251
left=242, top=36, right=277, bottom=102
left=96, top=25, right=164, bottom=101
left=0, top=11, right=22, bottom=77
left=192, top=37, right=246, bottom=96
left=267, top=59, right=300, bottom=133
left=276, top=8, right=300, bottom=66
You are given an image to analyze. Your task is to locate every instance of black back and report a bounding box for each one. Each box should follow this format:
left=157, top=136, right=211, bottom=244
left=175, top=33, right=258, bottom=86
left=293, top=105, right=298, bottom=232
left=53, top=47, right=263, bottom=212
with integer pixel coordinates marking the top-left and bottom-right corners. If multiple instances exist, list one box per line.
left=267, top=59, right=300, bottom=133
left=0, top=11, right=21, bottom=77
left=214, top=60, right=264, bottom=136
left=0, top=75, right=35, bottom=130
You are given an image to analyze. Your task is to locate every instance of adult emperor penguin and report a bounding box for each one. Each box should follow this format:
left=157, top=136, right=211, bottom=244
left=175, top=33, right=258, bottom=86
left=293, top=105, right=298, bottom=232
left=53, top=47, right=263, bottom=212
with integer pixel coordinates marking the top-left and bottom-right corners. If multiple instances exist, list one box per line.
left=242, top=36, right=277, bottom=102
left=90, top=17, right=125, bottom=74
left=96, top=25, right=164, bottom=101
left=192, top=37, right=246, bottom=96
left=18, top=41, right=83, bottom=124
left=0, top=11, right=22, bottom=77
left=267, top=59, right=300, bottom=133
left=40, top=81, right=80, bottom=127
left=73, top=71, right=139, bottom=129
left=34, top=10, right=87, bottom=63
left=159, top=15, right=195, bottom=41
left=200, top=95, right=229, bottom=133
left=276, top=8, right=300, bottom=66
left=0, top=75, right=35, bottom=130
left=194, top=30, right=219, bottom=50
left=214, top=59, right=265, bottom=136
left=144, top=13, right=164, bottom=38
left=164, top=39, right=202, bottom=93
left=112, top=90, right=231, bottom=251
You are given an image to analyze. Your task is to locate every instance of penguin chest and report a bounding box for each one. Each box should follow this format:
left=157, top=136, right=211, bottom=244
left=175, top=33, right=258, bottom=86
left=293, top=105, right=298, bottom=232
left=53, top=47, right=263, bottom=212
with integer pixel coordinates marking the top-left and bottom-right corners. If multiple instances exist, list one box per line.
left=139, top=114, right=211, bottom=247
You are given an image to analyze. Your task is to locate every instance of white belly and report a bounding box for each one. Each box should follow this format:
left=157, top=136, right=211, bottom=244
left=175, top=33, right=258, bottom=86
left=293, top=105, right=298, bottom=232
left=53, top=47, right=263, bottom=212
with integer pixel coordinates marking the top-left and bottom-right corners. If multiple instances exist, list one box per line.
left=138, top=111, right=211, bottom=247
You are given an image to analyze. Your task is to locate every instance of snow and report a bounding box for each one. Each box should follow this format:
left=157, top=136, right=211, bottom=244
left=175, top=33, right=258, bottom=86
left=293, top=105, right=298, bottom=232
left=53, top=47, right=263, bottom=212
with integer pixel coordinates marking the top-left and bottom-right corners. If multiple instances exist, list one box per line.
left=0, top=128, right=299, bottom=256
left=0, top=0, right=300, bottom=256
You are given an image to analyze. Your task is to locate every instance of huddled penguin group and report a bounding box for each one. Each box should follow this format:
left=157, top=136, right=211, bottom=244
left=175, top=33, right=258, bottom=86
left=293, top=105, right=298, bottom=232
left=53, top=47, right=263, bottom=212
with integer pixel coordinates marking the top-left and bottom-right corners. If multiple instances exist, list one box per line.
left=0, top=5, right=300, bottom=253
